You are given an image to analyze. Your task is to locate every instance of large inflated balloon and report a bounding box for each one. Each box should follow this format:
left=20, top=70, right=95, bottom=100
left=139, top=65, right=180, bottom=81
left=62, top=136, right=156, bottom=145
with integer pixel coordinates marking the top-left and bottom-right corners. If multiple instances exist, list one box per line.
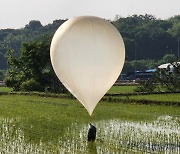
left=50, top=16, right=125, bottom=115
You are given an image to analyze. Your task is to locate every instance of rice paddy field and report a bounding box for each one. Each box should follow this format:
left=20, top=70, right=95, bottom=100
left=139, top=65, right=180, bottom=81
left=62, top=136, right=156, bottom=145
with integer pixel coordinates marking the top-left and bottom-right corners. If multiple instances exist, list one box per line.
left=0, top=86, right=179, bottom=153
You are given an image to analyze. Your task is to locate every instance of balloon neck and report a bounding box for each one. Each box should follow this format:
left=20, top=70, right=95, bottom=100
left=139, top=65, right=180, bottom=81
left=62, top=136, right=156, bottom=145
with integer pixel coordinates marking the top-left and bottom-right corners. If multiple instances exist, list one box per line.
left=88, top=116, right=93, bottom=124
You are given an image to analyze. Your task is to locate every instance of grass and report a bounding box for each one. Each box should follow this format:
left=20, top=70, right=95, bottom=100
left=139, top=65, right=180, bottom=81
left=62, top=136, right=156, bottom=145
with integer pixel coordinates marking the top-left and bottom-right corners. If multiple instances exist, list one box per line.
left=107, top=85, right=136, bottom=94
left=107, top=85, right=180, bottom=106
left=0, top=86, right=12, bottom=93
left=128, top=93, right=180, bottom=102
left=0, top=85, right=136, bottom=94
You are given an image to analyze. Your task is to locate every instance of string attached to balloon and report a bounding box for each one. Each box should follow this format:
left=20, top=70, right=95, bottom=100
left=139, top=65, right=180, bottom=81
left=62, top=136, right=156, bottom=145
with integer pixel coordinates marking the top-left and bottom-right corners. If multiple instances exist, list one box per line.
left=50, top=16, right=125, bottom=116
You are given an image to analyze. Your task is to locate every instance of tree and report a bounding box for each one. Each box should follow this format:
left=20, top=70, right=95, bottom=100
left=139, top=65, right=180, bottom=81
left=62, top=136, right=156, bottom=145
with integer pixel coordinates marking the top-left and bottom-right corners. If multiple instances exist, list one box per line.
left=0, top=52, right=6, bottom=69
left=168, top=15, right=180, bottom=37
left=162, top=54, right=176, bottom=63
left=5, top=39, right=48, bottom=91
left=5, top=37, right=66, bottom=92
left=0, top=14, right=179, bottom=70
left=25, top=20, right=42, bottom=30
left=134, top=30, right=150, bottom=59
left=0, top=71, right=4, bottom=80
left=112, top=14, right=176, bottom=60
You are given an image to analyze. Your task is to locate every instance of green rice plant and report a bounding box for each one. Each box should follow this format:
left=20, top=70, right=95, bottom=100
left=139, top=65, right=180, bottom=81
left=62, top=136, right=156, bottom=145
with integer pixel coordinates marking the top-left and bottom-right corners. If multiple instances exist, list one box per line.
left=108, top=85, right=136, bottom=94
left=0, top=94, right=179, bottom=153
left=0, top=116, right=179, bottom=153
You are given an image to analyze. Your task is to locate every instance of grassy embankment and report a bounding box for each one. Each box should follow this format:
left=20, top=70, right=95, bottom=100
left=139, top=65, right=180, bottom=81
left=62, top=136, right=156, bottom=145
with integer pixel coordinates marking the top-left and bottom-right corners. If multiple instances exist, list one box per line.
left=0, top=85, right=136, bottom=94
left=108, top=85, right=180, bottom=105
left=2, top=85, right=179, bottom=104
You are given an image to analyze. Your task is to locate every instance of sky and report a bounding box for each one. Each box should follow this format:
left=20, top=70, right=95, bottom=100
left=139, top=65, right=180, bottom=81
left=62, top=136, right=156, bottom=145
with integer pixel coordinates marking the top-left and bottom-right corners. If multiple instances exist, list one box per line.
left=0, top=0, right=180, bottom=29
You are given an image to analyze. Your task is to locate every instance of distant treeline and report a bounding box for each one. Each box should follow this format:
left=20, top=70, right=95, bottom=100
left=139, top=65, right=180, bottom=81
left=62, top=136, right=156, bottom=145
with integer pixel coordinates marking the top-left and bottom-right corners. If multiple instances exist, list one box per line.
left=0, top=14, right=180, bottom=70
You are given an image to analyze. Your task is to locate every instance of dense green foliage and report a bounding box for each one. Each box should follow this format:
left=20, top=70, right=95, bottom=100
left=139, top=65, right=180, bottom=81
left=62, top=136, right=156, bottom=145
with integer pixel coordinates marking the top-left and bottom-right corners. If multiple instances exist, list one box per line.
left=122, top=53, right=177, bottom=73
left=0, top=70, right=4, bottom=80
left=1, top=14, right=180, bottom=91
left=113, top=14, right=180, bottom=60
left=4, top=38, right=66, bottom=92
left=0, top=19, right=66, bottom=70
left=0, top=14, right=179, bottom=70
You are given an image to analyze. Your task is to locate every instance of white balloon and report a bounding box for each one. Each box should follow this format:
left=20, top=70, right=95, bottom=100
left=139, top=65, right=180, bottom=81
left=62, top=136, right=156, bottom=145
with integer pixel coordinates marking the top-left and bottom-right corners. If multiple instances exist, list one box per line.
left=50, top=16, right=125, bottom=115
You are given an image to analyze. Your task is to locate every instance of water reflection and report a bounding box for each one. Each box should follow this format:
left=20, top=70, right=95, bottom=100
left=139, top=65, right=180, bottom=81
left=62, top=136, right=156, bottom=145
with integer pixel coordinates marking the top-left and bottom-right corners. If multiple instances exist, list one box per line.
left=0, top=116, right=179, bottom=153
left=94, top=116, right=180, bottom=153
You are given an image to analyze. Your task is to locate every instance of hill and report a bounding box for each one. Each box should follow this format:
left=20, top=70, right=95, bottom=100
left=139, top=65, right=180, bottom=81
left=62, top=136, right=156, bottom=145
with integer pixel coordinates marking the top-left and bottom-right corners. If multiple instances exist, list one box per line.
left=0, top=14, right=179, bottom=70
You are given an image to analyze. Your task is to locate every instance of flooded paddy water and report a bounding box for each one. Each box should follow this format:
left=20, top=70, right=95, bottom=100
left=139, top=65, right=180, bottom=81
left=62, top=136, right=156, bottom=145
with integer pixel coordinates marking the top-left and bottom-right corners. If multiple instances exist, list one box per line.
left=0, top=115, right=179, bottom=153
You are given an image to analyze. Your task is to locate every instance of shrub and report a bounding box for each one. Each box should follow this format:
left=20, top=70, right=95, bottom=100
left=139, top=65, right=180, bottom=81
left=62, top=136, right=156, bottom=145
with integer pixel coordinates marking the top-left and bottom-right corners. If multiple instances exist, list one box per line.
left=20, top=79, right=43, bottom=91
left=135, top=80, right=156, bottom=92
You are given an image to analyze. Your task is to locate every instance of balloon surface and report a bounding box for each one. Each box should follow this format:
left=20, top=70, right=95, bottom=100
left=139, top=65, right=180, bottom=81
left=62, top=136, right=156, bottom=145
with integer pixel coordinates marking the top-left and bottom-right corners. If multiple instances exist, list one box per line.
left=50, top=16, right=125, bottom=115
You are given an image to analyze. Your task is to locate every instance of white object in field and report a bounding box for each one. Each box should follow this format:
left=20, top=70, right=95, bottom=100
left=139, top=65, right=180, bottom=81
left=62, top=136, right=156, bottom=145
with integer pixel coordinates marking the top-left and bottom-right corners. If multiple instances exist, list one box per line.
left=158, top=62, right=180, bottom=72
left=50, top=16, right=125, bottom=115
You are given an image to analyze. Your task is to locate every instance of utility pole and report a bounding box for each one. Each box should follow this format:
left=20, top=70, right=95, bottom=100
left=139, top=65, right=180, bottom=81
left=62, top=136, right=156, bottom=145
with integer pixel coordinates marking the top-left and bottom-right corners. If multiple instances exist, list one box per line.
left=178, top=37, right=180, bottom=60
left=134, top=41, right=137, bottom=79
